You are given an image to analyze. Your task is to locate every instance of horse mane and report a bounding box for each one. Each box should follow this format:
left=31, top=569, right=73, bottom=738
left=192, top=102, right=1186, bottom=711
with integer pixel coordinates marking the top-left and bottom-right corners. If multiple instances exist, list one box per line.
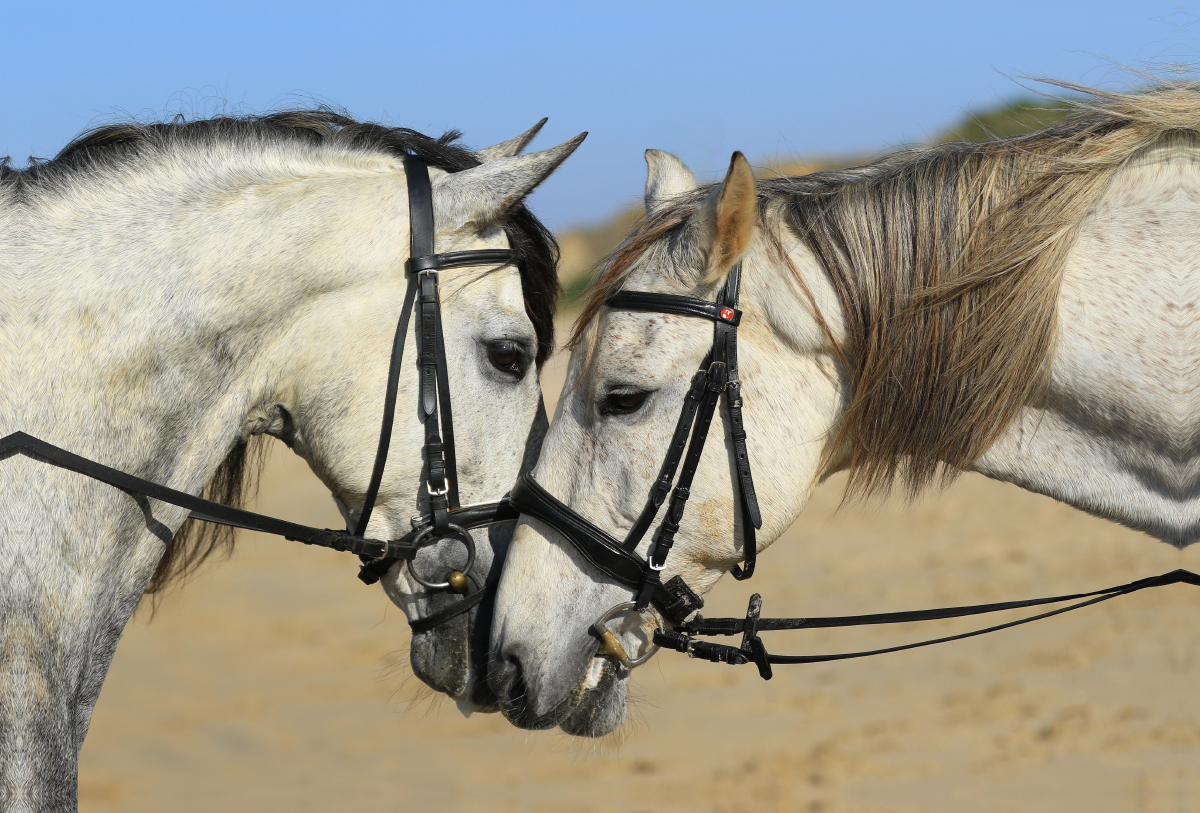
left=23, top=108, right=560, bottom=596
left=37, top=109, right=560, bottom=364
left=575, top=80, right=1200, bottom=500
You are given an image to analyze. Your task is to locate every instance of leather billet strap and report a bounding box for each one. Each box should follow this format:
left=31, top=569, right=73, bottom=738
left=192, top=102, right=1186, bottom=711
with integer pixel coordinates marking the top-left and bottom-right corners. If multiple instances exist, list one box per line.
left=718, top=261, right=762, bottom=579
left=410, top=156, right=454, bottom=534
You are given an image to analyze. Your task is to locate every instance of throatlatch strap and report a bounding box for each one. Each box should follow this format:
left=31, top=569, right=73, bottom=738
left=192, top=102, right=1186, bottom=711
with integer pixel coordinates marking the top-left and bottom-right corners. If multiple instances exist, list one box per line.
left=355, top=275, right=418, bottom=537
left=717, top=264, right=762, bottom=580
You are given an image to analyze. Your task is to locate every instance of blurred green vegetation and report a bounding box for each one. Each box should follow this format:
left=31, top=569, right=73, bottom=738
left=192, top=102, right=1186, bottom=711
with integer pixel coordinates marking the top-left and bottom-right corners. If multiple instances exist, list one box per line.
left=554, top=95, right=1076, bottom=310
left=939, top=97, right=1074, bottom=142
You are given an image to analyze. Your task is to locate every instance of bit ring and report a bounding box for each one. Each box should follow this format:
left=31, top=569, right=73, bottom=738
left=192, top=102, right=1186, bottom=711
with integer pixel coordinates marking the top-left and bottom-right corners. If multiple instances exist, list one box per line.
left=590, top=601, right=662, bottom=670
left=405, top=524, right=476, bottom=590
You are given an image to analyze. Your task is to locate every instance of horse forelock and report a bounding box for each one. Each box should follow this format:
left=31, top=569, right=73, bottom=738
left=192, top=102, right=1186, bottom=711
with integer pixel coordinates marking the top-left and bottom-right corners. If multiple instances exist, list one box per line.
left=23, top=109, right=558, bottom=595
left=573, top=80, right=1200, bottom=500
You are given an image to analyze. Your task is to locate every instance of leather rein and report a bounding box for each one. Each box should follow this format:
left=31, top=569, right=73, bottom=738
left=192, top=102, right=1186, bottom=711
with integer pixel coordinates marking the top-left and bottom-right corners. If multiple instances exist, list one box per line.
left=0, top=155, right=523, bottom=634
left=508, top=264, right=1200, bottom=678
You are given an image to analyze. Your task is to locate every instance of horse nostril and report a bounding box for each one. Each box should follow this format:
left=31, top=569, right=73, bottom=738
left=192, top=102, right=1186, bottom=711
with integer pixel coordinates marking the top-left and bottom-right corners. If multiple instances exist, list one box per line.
left=493, top=651, right=520, bottom=693
left=490, top=649, right=531, bottom=713
left=490, top=644, right=575, bottom=731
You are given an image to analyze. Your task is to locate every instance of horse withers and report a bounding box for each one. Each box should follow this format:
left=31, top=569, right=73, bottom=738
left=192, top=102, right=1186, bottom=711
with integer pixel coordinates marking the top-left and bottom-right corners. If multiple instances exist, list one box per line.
left=0, top=112, right=582, bottom=810
left=490, top=83, right=1200, bottom=736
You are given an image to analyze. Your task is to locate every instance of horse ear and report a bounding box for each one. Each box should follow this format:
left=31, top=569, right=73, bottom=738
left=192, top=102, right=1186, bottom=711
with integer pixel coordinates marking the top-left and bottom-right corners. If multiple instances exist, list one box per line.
left=476, top=118, right=548, bottom=162
left=644, top=149, right=698, bottom=213
left=688, top=151, right=756, bottom=279
left=431, top=132, right=587, bottom=231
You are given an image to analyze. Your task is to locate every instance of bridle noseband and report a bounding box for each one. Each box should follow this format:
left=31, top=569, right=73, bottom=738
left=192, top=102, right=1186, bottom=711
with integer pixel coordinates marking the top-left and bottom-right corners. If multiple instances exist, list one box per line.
left=0, top=154, right=530, bottom=635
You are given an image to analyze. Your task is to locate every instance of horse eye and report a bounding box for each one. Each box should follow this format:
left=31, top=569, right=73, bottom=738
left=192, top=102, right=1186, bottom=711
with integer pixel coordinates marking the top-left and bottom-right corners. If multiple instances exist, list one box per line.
left=602, top=390, right=648, bottom=415
left=488, top=342, right=523, bottom=374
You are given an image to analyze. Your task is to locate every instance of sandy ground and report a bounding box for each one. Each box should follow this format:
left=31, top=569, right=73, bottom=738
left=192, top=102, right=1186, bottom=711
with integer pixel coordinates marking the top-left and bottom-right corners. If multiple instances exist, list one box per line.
left=79, top=335, right=1200, bottom=813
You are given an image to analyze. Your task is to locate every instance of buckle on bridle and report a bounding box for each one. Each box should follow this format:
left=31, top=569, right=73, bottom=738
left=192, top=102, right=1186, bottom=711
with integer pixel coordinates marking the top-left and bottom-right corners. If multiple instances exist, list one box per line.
left=426, top=478, right=450, bottom=497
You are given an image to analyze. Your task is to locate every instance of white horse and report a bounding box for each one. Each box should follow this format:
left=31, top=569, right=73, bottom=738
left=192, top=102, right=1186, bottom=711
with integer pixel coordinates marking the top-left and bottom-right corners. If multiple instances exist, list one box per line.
left=0, top=111, right=582, bottom=810
left=490, top=84, right=1200, bottom=736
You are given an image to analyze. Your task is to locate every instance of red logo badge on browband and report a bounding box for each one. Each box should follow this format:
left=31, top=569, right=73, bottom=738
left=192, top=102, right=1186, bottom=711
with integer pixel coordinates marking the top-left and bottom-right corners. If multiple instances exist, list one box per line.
left=719, top=307, right=735, bottom=322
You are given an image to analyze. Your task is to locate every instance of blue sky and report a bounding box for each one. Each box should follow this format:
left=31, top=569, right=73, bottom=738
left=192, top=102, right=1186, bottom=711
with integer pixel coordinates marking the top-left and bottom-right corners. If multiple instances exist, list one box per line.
left=2, top=2, right=1193, bottom=228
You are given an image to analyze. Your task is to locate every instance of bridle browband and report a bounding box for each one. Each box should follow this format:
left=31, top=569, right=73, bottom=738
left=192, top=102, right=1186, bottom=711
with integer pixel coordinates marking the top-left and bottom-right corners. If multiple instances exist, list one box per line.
left=0, top=154, right=530, bottom=634
left=507, top=263, right=1200, bottom=678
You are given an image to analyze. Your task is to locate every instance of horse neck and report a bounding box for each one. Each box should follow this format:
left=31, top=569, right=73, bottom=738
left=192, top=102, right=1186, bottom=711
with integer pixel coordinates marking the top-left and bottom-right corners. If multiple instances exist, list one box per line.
left=24, top=144, right=412, bottom=482
left=0, top=145, right=412, bottom=805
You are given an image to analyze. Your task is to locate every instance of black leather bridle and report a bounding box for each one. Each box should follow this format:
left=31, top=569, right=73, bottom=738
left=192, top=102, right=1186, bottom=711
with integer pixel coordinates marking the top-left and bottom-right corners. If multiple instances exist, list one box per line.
left=0, top=154, right=531, bottom=634
left=510, top=262, right=760, bottom=629
left=507, top=263, right=1200, bottom=678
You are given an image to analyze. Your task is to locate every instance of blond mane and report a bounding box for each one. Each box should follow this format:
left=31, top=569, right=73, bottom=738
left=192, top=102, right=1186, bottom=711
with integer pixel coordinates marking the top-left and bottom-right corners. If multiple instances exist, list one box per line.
left=574, top=81, right=1200, bottom=498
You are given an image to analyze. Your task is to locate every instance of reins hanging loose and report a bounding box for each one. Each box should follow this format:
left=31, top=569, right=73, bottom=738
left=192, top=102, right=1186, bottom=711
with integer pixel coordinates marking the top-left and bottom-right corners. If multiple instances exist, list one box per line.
left=654, top=568, right=1200, bottom=679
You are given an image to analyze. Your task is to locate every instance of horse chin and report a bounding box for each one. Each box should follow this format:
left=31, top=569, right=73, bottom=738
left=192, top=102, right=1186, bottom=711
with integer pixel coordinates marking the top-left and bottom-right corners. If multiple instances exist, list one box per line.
left=557, top=659, right=627, bottom=737
left=408, top=595, right=501, bottom=712
left=492, top=655, right=627, bottom=736
left=409, top=620, right=470, bottom=700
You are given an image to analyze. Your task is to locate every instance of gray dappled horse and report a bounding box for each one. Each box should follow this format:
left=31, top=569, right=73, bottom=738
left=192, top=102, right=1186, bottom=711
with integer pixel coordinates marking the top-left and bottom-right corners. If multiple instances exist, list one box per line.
left=491, top=84, right=1200, bottom=736
left=0, top=112, right=582, bottom=810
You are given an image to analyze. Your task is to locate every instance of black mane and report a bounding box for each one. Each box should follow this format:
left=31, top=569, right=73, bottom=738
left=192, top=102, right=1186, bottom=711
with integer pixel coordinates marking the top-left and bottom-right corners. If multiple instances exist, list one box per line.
left=30, top=108, right=560, bottom=365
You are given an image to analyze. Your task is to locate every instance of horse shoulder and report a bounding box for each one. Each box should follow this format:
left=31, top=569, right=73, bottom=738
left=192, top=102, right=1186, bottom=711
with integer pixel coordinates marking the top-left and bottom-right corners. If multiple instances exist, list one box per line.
left=977, top=137, right=1200, bottom=546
